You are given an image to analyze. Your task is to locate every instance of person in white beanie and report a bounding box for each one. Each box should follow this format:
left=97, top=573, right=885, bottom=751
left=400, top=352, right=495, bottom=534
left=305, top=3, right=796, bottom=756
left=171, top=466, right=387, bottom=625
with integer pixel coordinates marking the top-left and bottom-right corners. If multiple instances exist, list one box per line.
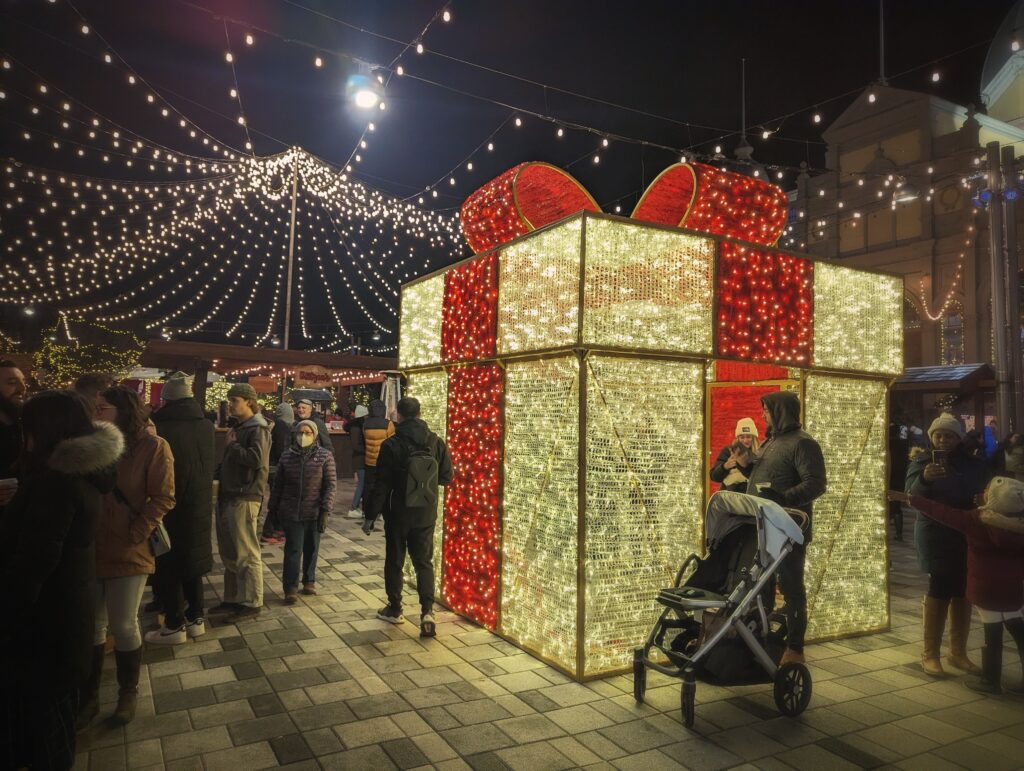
left=889, top=476, right=1024, bottom=694
left=709, top=417, right=762, bottom=493
left=905, top=413, right=992, bottom=677
left=346, top=403, right=370, bottom=518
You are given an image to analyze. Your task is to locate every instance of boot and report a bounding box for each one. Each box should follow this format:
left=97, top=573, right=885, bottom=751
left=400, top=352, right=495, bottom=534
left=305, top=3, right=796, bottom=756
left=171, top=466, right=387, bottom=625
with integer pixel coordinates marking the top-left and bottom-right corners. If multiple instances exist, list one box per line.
left=965, top=622, right=1002, bottom=695
left=109, top=647, right=142, bottom=725
left=1004, top=618, right=1024, bottom=696
left=76, top=644, right=105, bottom=730
left=947, top=597, right=982, bottom=674
left=922, top=596, right=949, bottom=676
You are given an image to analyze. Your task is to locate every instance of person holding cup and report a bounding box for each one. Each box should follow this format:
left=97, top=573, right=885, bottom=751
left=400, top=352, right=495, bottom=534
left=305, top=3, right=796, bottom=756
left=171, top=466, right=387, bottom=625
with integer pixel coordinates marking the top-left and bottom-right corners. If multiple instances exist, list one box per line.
left=906, top=413, right=991, bottom=677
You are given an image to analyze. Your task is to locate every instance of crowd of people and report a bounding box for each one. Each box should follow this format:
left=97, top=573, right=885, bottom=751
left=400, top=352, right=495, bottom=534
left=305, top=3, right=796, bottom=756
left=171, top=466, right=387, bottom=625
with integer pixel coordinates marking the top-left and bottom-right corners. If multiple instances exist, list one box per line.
left=0, top=356, right=454, bottom=770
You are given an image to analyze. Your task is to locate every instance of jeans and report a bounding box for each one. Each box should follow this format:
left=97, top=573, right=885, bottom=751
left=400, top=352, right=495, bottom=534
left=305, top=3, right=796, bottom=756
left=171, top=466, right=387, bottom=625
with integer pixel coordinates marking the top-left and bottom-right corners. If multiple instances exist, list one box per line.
left=778, top=543, right=807, bottom=652
left=352, top=468, right=365, bottom=510
left=282, top=519, right=321, bottom=592
left=384, top=519, right=435, bottom=614
left=93, top=575, right=148, bottom=650
left=156, top=573, right=205, bottom=628
left=217, top=498, right=264, bottom=608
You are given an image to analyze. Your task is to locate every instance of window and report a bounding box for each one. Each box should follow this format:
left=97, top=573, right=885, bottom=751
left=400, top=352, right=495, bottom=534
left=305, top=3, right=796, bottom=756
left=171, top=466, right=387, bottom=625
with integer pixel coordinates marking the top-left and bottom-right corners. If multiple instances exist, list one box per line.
left=904, top=297, right=923, bottom=367
left=941, top=304, right=965, bottom=365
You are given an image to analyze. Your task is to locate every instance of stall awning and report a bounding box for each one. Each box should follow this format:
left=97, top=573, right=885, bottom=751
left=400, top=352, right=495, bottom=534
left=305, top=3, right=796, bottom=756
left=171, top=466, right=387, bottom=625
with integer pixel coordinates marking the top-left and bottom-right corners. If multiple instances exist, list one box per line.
left=892, top=363, right=994, bottom=393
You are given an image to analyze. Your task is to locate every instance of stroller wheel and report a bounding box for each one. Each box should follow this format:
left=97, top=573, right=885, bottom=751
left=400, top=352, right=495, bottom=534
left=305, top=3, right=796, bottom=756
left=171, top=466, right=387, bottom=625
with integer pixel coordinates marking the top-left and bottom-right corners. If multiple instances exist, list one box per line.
left=773, top=662, right=812, bottom=717
left=632, top=649, right=646, bottom=704
left=680, top=674, right=696, bottom=728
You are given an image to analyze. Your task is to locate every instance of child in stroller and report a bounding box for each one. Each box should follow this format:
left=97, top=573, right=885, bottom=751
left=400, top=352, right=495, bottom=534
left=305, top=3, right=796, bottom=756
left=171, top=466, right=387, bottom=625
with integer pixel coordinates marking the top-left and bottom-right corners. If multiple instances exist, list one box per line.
left=634, top=491, right=811, bottom=727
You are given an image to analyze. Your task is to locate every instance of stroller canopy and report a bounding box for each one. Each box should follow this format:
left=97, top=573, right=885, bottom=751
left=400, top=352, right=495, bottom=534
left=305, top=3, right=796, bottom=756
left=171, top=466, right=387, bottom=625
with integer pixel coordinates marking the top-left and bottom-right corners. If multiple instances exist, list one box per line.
left=705, top=491, right=805, bottom=561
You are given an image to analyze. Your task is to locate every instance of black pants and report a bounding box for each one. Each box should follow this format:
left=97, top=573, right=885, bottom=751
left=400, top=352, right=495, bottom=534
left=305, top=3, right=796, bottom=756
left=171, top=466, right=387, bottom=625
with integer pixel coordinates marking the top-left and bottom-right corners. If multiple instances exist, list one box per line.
left=383, top=518, right=435, bottom=615
left=779, top=543, right=807, bottom=652
left=888, top=500, right=903, bottom=538
left=157, top=573, right=205, bottom=629
left=928, top=570, right=967, bottom=600
left=362, top=465, right=378, bottom=512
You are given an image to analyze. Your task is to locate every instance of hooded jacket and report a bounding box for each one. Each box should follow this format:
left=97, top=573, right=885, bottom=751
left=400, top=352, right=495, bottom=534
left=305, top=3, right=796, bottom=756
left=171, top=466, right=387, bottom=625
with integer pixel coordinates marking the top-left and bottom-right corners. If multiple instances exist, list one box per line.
left=362, top=399, right=395, bottom=468
left=366, top=417, right=453, bottom=527
left=269, top=427, right=337, bottom=522
left=745, top=391, right=826, bottom=541
left=1, top=421, right=121, bottom=693
left=97, top=424, right=176, bottom=578
left=271, top=402, right=295, bottom=468
left=906, top=443, right=990, bottom=574
left=907, top=495, right=1024, bottom=611
left=152, top=398, right=215, bottom=579
left=219, top=412, right=271, bottom=501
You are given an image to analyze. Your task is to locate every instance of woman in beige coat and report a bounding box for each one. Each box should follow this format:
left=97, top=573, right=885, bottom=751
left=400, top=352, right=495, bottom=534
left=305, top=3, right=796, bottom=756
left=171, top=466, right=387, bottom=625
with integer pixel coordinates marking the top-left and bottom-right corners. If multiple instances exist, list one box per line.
left=89, top=386, right=174, bottom=726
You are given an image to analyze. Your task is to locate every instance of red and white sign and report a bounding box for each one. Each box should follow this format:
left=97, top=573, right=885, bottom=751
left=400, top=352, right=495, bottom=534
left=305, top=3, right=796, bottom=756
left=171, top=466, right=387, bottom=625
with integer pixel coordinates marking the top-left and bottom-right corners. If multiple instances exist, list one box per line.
left=293, top=365, right=333, bottom=388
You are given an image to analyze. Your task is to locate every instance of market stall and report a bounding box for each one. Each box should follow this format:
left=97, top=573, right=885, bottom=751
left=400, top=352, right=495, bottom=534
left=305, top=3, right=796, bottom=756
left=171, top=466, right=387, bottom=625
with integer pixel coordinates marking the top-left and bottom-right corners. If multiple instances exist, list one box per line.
left=399, top=161, right=903, bottom=680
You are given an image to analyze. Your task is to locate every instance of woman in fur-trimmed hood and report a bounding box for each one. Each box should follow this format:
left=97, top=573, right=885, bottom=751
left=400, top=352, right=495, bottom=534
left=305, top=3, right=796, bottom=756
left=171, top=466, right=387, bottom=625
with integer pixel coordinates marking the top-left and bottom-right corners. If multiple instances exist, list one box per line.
left=0, top=390, right=122, bottom=771
left=890, top=475, right=1024, bottom=696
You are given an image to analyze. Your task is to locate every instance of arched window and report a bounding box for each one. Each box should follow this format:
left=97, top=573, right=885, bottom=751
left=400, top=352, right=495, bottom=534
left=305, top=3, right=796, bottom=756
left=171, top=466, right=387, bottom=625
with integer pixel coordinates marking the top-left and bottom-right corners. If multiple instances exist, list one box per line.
left=941, top=303, right=965, bottom=365
left=904, top=297, right=923, bottom=368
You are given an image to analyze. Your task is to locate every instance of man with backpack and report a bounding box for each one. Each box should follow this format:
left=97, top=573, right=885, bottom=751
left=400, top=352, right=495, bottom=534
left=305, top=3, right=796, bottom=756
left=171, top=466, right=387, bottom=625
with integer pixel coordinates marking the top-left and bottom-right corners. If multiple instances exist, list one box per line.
left=363, top=397, right=453, bottom=637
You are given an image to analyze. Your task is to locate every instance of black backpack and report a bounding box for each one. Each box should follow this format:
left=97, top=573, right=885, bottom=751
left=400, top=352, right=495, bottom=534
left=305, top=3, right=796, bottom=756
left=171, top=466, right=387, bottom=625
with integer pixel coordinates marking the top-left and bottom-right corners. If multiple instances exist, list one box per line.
left=402, top=437, right=439, bottom=510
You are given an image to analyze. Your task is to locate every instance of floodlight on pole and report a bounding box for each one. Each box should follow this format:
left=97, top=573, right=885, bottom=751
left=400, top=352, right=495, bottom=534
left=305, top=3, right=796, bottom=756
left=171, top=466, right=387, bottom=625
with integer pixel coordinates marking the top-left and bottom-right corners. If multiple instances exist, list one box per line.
left=346, top=64, right=383, bottom=110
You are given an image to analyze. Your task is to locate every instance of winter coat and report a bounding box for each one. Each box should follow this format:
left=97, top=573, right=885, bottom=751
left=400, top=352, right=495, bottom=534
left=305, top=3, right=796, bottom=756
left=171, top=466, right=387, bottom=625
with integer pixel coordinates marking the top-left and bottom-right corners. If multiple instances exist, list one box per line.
left=293, top=414, right=333, bottom=454
left=0, top=422, right=121, bottom=694
left=152, top=398, right=215, bottom=580
left=362, top=399, right=395, bottom=468
left=349, top=416, right=366, bottom=472
left=888, top=426, right=909, bottom=489
left=0, top=414, right=19, bottom=480
left=97, top=425, right=175, bottom=579
left=219, top=413, right=271, bottom=501
left=907, top=496, right=1024, bottom=611
left=745, top=391, right=827, bottom=541
left=270, top=403, right=295, bottom=469
left=366, top=417, right=453, bottom=528
left=906, top=444, right=991, bottom=576
left=709, top=443, right=756, bottom=493
left=269, top=443, right=337, bottom=522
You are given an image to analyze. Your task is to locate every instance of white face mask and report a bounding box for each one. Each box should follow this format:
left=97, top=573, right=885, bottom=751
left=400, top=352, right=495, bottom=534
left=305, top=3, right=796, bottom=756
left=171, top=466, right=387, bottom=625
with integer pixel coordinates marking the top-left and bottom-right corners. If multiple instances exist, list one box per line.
left=298, top=433, right=316, bottom=448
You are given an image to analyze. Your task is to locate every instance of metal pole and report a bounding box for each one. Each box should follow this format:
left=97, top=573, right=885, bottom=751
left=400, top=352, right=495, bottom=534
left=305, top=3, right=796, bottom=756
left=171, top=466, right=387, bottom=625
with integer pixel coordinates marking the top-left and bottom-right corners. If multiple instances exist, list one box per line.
left=879, top=0, right=887, bottom=85
left=987, top=141, right=1013, bottom=433
left=283, top=148, right=300, bottom=350
left=1002, top=145, right=1023, bottom=431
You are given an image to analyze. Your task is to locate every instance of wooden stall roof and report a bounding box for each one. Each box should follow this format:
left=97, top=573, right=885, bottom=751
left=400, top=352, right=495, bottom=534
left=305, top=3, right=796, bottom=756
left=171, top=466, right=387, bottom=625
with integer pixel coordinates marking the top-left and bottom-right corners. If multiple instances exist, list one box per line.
left=892, top=363, right=995, bottom=393
left=139, top=339, right=397, bottom=373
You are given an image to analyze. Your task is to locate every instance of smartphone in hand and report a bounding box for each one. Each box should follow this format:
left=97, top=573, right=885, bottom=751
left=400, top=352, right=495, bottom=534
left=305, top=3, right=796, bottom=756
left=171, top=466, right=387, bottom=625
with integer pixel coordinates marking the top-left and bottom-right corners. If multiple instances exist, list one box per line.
left=931, top=449, right=948, bottom=466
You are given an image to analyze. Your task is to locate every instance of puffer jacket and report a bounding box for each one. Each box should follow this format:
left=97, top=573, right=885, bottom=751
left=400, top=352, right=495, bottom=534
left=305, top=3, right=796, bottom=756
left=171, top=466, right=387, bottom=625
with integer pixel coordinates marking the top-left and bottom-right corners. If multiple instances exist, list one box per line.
left=908, top=496, right=1024, bottom=611
left=362, top=399, right=394, bottom=468
left=1, top=421, right=121, bottom=694
left=906, top=444, right=990, bottom=575
left=269, top=443, right=337, bottom=522
left=219, top=413, right=271, bottom=501
left=745, top=391, right=827, bottom=541
left=97, top=425, right=175, bottom=579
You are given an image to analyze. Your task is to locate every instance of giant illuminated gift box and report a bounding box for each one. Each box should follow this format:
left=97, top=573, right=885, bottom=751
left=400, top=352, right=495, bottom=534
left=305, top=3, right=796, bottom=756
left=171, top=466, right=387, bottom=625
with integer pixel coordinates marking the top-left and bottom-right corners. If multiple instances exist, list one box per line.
left=399, top=161, right=903, bottom=680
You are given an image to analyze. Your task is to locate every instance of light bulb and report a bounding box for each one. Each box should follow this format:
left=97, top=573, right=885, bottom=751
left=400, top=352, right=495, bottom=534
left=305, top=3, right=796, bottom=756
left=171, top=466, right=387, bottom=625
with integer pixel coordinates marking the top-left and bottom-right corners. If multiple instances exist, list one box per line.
left=442, top=9, right=451, bottom=22
left=602, top=138, right=609, bottom=147
left=225, top=51, right=233, bottom=63
left=761, top=129, right=770, bottom=140
left=931, top=71, right=940, bottom=82
left=1013, top=39, right=1021, bottom=52
left=487, top=143, right=494, bottom=151
left=314, top=56, right=323, bottom=68
left=813, top=113, right=822, bottom=124
left=416, top=42, right=424, bottom=54
left=557, top=127, right=564, bottom=137
left=245, top=33, right=254, bottom=46
left=592, top=155, right=600, bottom=164
left=868, top=93, right=877, bottom=103
left=80, top=24, right=89, bottom=34
left=515, top=117, right=522, bottom=127
left=397, top=65, right=404, bottom=76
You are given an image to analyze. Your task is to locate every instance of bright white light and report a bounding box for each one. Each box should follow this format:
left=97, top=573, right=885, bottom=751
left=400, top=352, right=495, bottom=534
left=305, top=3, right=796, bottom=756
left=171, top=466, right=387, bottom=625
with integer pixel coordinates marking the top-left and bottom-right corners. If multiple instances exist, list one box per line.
left=23, top=307, right=35, bottom=316
left=602, top=138, right=609, bottom=147
left=868, top=93, right=876, bottom=103
left=487, top=143, right=494, bottom=151
left=813, top=112, right=822, bottom=124
left=592, top=155, right=600, bottom=164
left=467, top=162, right=473, bottom=170
left=515, top=117, right=522, bottom=127
left=416, top=42, right=424, bottom=54
left=449, top=177, right=456, bottom=185
left=225, top=51, right=233, bottom=63
left=396, top=65, right=404, bottom=76
left=557, top=127, right=564, bottom=137
left=314, top=56, right=323, bottom=68
left=1013, top=39, right=1021, bottom=52
left=378, top=101, right=386, bottom=110
left=80, top=24, right=89, bottom=34
left=442, top=9, right=451, bottom=22
left=245, top=33, right=254, bottom=46
left=931, top=71, right=940, bottom=82
left=762, top=129, right=770, bottom=139
left=353, top=88, right=379, bottom=109
left=777, top=171, right=783, bottom=179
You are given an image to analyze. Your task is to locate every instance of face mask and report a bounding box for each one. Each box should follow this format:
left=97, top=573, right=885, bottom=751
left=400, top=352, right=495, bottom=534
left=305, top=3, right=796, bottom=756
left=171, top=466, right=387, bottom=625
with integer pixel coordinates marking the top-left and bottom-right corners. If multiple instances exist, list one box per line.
left=298, top=433, right=315, bottom=448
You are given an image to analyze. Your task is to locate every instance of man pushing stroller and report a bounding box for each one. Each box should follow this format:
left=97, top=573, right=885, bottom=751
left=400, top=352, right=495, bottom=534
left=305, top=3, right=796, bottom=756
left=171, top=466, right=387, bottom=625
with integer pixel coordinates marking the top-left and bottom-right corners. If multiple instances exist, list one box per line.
left=746, top=391, right=827, bottom=666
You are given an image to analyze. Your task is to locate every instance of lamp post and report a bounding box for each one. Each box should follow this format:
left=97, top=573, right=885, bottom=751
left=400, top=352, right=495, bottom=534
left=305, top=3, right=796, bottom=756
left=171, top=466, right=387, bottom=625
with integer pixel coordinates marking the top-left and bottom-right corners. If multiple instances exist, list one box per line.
left=986, top=141, right=1014, bottom=433
left=1001, top=145, right=1024, bottom=429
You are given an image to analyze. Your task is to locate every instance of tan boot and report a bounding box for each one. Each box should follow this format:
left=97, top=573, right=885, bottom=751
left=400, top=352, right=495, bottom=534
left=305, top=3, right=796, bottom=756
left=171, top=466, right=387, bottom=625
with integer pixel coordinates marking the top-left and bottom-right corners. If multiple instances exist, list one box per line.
left=922, top=596, right=949, bottom=677
left=947, top=597, right=982, bottom=674
left=109, top=647, right=142, bottom=726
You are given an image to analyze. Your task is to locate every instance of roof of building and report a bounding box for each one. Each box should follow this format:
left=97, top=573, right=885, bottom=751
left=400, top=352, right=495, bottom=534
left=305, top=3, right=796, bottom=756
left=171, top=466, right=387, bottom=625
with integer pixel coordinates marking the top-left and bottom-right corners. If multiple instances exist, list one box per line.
left=892, top=363, right=994, bottom=392
left=982, top=0, right=1024, bottom=96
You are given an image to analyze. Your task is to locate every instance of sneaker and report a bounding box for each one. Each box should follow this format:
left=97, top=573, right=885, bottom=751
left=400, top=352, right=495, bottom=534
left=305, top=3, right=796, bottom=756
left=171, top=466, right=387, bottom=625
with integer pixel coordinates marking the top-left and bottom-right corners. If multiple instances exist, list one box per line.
left=209, top=601, right=240, bottom=615
left=260, top=535, right=284, bottom=545
left=284, top=592, right=298, bottom=605
left=376, top=605, right=405, bottom=624
left=301, top=583, right=317, bottom=595
left=185, top=618, right=206, bottom=638
left=420, top=613, right=436, bottom=638
left=362, top=516, right=377, bottom=536
left=346, top=508, right=364, bottom=519
left=144, top=625, right=187, bottom=646
left=227, top=605, right=262, bottom=623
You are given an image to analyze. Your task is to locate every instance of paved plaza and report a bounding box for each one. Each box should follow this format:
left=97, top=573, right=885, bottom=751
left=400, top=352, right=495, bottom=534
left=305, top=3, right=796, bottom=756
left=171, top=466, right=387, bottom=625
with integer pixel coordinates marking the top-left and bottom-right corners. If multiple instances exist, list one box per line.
left=74, top=486, right=1024, bottom=770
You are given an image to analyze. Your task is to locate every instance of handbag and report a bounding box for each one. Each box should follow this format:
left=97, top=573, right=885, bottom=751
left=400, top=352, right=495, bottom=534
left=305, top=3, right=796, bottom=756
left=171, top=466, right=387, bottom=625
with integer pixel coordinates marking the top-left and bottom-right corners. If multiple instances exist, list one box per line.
left=114, top=486, right=172, bottom=557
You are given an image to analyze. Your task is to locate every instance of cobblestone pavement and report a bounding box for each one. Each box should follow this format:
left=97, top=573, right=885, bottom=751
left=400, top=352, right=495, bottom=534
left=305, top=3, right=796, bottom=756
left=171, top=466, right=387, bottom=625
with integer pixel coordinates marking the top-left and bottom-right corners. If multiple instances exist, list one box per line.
left=74, top=488, right=1024, bottom=770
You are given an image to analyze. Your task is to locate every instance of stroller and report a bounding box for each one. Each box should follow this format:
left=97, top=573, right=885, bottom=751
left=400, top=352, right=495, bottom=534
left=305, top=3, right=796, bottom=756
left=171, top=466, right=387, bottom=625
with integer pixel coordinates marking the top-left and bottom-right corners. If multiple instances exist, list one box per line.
left=633, top=491, right=812, bottom=727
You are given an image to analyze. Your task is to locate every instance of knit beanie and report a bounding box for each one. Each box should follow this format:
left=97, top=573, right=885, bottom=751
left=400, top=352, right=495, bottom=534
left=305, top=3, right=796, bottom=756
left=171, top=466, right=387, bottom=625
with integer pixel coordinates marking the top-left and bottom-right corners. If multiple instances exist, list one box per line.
left=161, top=371, right=193, bottom=401
left=226, top=383, right=258, bottom=400
left=295, top=419, right=319, bottom=436
left=354, top=404, right=369, bottom=418
left=983, top=476, right=1024, bottom=515
left=927, top=413, right=965, bottom=441
left=275, top=402, right=294, bottom=422
left=735, top=417, right=757, bottom=437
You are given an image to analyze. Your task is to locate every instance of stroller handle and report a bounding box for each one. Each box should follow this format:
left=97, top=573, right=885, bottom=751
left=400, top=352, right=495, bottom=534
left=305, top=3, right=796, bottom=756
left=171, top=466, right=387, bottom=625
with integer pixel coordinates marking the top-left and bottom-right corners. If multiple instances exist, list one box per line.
left=673, top=554, right=700, bottom=588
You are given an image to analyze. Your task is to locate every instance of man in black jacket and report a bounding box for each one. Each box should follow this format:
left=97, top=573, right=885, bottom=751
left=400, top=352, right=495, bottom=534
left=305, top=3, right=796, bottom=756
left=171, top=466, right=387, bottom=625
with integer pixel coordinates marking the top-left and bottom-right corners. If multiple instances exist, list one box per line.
left=364, top=397, right=453, bottom=637
left=746, top=390, right=826, bottom=666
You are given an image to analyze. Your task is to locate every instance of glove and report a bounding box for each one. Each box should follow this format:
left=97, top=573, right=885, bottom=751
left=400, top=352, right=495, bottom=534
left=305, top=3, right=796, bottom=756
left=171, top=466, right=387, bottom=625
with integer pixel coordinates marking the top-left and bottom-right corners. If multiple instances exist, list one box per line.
left=361, top=515, right=376, bottom=536
left=317, top=513, right=328, bottom=533
left=753, top=485, right=786, bottom=507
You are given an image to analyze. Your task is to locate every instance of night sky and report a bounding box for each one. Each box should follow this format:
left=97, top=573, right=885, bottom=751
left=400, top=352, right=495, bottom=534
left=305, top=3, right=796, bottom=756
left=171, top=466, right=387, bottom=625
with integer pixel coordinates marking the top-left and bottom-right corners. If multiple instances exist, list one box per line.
left=0, top=0, right=1017, bottom=349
